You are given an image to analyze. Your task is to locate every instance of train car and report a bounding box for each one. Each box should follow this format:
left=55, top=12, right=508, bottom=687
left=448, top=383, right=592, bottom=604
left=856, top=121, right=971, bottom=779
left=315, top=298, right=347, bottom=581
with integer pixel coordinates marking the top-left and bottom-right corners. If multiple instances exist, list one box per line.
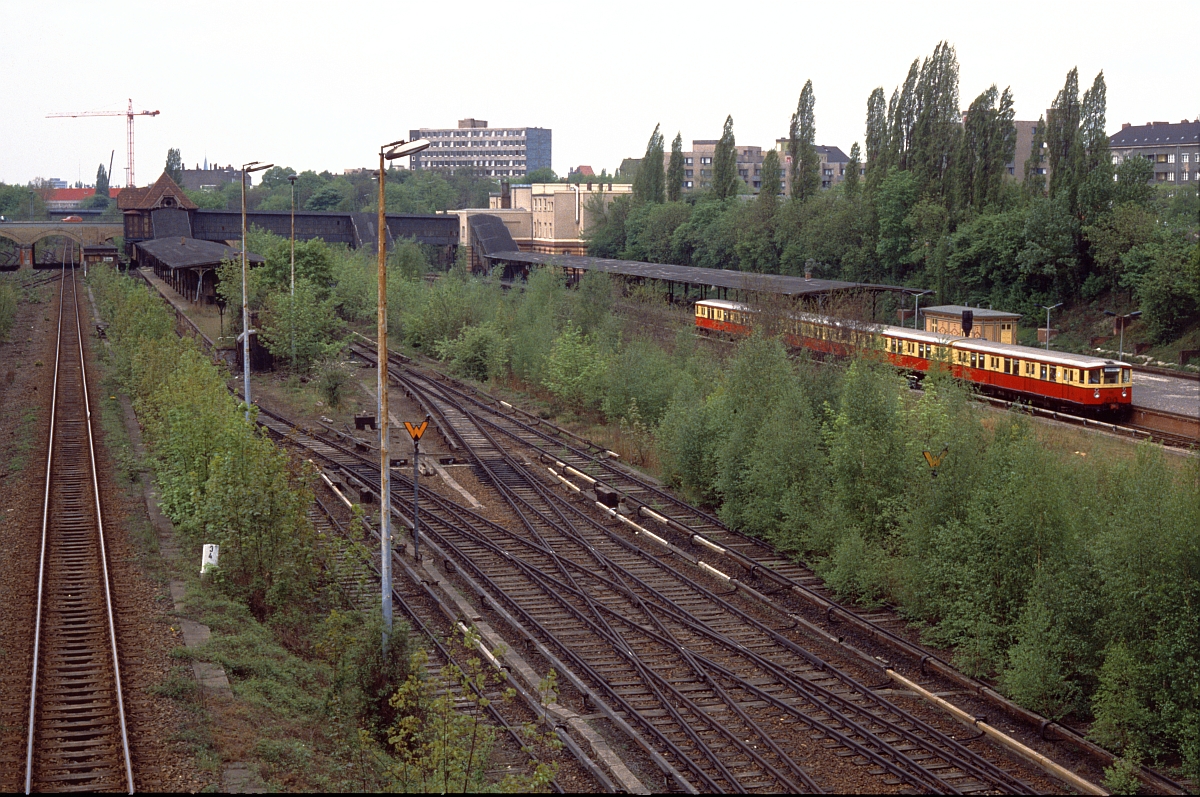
left=695, top=299, right=1132, bottom=415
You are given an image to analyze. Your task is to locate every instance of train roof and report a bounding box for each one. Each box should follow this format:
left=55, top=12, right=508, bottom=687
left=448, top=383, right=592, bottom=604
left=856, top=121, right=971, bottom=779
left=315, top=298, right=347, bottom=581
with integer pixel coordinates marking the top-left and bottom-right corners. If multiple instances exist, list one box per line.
left=949, top=336, right=1125, bottom=369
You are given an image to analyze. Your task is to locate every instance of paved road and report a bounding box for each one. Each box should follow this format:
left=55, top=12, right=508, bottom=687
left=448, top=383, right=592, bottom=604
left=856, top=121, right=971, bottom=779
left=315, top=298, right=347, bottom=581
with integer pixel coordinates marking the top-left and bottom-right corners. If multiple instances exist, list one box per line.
left=1133, top=371, right=1200, bottom=417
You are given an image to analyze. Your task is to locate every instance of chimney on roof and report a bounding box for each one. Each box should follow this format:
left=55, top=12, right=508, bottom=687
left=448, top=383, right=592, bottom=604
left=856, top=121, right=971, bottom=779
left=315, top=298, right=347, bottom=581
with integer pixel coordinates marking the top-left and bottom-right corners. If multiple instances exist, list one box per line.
left=1121, top=123, right=1131, bottom=130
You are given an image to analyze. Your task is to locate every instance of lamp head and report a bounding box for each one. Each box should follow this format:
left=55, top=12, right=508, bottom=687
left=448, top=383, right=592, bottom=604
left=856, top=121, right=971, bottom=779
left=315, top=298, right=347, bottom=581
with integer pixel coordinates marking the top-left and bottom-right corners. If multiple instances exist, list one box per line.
left=247, top=163, right=274, bottom=173
left=288, top=174, right=297, bottom=184
left=386, top=139, right=432, bottom=160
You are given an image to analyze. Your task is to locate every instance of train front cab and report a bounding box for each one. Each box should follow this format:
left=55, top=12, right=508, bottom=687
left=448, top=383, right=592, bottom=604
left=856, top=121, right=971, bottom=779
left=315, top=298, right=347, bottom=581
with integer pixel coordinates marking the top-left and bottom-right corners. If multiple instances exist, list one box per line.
left=950, top=339, right=1132, bottom=416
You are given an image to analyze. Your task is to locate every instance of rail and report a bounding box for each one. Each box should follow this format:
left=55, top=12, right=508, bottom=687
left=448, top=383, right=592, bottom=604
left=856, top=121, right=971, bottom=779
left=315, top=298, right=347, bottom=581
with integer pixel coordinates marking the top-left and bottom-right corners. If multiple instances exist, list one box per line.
left=370, top=345, right=1187, bottom=795
left=24, top=263, right=133, bottom=794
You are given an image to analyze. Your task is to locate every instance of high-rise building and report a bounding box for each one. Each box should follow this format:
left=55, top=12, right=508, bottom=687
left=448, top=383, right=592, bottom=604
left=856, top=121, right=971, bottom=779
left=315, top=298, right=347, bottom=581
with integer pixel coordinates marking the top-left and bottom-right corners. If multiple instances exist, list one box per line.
left=409, top=118, right=551, bottom=178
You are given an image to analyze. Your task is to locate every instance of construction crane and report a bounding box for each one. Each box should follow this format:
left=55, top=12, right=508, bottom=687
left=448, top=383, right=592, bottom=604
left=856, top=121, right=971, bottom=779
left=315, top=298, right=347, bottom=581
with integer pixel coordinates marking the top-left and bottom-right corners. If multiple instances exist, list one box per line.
left=46, top=99, right=160, bottom=188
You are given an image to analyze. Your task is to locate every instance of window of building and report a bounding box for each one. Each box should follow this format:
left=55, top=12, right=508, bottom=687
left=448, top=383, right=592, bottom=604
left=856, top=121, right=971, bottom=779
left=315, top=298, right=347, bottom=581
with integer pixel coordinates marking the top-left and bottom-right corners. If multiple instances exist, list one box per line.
left=1168, top=153, right=1176, bottom=163
left=685, top=157, right=693, bottom=165
left=684, top=181, right=693, bottom=189
left=685, top=169, right=693, bottom=177
left=1168, top=172, right=1175, bottom=181
left=1157, top=153, right=1168, bottom=163
left=1183, top=153, right=1190, bottom=163
left=701, top=157, right=712, bottom=165
left=1008, top=166, right=1015, bottom=175
left=1112, top=154, right=1120, bottom=164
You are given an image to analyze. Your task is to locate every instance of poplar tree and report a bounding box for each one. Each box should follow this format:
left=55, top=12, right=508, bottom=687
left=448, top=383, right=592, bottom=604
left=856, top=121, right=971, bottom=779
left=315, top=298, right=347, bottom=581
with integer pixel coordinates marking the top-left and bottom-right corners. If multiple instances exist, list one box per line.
left=909, top=41, right=960, bottom=200
left=758, top=149, right=781, bottom=212
left=845, top=142, right=861, bottom=199
left=864, top=87, right=888, bottom=191
left=1077, top=71, right=1113, bottom=223
left=712, top=115, right=739, bottom=200
left=956, top=84, right=1015, bottom=213
left=1046, top=68, right=1082, bottom=206
left=633, top=124, right=665, bottom=204
left=666, top=132, right=685, bottom=202
left=789, top=80, right=818, bottom=201
left=888, top=60, right=920, bottom=171
left=1024, top=116, right=1047, bottom=196
left=164, top=148, right=184, bottom=187
left=95, top=164, right=109, bottom=198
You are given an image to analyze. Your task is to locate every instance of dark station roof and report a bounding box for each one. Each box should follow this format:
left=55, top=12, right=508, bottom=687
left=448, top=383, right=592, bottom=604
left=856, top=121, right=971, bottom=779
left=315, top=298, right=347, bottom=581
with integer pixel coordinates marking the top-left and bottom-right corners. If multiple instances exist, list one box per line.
left=135, top=236, right=263, bottom=270
left=486, top=250, right=906, bottom=297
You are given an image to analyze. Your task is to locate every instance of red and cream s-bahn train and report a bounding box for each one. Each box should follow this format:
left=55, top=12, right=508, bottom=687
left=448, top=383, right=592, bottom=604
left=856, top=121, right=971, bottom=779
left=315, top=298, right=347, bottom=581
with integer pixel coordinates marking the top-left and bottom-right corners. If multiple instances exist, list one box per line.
left=694, top=299, right=1133, bottom=415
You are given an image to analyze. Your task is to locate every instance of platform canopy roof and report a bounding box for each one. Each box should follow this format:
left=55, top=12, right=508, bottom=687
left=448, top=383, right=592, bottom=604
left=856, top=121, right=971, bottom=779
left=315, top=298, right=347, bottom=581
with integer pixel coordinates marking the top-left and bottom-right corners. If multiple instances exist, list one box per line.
left=486, top=250, right=906, bottom=297
left=135, top=236, right=262, bottom=270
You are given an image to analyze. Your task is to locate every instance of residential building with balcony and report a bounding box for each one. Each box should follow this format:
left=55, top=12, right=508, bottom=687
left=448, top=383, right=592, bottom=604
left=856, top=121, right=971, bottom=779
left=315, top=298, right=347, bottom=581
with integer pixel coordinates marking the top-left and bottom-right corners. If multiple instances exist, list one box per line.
left=1109, top=120, right=1200, bottom=184
left=408, top=118, right=552, bottom=178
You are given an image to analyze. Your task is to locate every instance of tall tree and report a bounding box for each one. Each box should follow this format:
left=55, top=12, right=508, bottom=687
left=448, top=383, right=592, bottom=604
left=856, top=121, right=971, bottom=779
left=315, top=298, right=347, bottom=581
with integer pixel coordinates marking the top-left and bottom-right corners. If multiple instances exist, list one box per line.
left=1077, top=71, right=1113, bottom=224
left=95, top=164, right=109, bottom=197
left=1024, top=116, right=1047, bottom=196
left=633, top=125, right=665, bottom=204
left=845, top=142, right=861, bottom=199
left=758, top=149, right=782, bottom=211
left=1046, top=68, right=1081, bottom=207
left=956, top=84, right=1015, bottom=213
left=789, top=80, right=819, bottom=201
left=164, top=148, right=184, bottom=187
left=712, top=115, right=739, bottom=200
left=889, top=60, right=920, bottom=171
left=864, top=87, right=888, bottom=191
left=666, top=132, right=685, bottom=202
left=909, top=41, right=961, bottom=200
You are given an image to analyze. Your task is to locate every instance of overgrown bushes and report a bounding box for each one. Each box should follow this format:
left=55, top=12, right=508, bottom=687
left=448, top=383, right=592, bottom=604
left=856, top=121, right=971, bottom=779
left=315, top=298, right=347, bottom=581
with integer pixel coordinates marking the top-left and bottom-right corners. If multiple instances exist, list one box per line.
left=90, top=266, right=317, bottom=616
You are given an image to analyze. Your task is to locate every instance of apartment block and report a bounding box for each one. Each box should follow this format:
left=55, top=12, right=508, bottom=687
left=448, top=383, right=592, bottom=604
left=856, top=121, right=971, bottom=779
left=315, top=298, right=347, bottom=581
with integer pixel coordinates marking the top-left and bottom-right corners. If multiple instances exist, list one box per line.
left=1109, top=120, right=1200, bottom=184
left=408, top=118, right=552, bottom=178
left=774, top=142, right=857, bottom=193
left=661, top=141, right=766, bottom=193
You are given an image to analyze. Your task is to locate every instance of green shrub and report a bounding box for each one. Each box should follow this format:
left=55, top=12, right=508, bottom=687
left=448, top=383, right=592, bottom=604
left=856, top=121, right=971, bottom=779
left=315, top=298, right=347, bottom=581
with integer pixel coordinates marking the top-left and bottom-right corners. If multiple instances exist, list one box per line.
left=0, top=280, right=16, bottom=340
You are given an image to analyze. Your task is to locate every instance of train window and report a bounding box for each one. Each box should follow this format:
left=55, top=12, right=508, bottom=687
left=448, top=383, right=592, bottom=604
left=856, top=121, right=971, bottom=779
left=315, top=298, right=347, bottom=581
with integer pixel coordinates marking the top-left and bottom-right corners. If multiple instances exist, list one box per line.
left=1004, top=358, right=1011, bottom=374
left=1012, top=359, right=1020, bottom=375
left=1040, top=364, right=1047, bottom=380
left=1049, top=366, right=1057, bottom=381
left=1123, top=369, right=1130, bottom=384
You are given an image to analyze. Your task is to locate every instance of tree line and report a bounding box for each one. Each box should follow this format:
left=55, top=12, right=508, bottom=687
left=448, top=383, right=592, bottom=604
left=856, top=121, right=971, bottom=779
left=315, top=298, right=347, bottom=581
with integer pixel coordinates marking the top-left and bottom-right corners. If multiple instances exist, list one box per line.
left=594, top=42, right=1200, bottom=344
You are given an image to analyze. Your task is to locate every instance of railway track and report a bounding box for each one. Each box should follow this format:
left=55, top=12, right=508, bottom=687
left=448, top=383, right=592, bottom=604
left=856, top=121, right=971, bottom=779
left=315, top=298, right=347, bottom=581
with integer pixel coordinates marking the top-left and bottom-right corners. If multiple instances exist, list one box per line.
left=349, top=341, right=1189, bottom=795
left=24, top=264, right=133, bottom=794
left=306, top=494, right=571, bottom=792
left=314, top=345, right=1064, bottom=793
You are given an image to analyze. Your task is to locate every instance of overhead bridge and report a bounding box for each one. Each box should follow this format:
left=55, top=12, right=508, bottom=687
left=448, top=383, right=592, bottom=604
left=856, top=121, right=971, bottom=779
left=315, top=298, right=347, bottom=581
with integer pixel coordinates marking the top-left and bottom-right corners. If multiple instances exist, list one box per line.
left=190, top=210, right=458, bottom=251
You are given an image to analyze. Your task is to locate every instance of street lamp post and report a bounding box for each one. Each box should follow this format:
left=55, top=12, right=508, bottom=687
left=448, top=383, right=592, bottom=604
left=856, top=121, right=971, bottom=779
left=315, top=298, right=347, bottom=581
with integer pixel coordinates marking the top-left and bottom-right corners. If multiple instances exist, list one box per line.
left=376, top=138, right=430, bottom=652
left=1040, top=302, right=1063, bottom=351
left=1103, top=309, right=1142, bottom=361
left=240, top=161, right=273, bottom=418
left=289, top=174, right=297, bottom=368
left=910, top=289, right=932, bottom=330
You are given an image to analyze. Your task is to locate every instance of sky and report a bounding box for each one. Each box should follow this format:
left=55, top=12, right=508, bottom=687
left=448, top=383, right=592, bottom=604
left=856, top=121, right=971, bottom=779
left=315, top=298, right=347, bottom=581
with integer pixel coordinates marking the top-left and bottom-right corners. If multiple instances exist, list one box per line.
left=2, top=0, right=1196, bottom=188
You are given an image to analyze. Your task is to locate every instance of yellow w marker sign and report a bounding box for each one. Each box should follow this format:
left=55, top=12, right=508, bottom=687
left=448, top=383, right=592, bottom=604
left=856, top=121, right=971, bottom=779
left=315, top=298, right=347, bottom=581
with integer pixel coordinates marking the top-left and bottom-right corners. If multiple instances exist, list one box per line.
left=923, top=446, right=948, bottom=471
left=404, top=420, right=428, bottom=441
